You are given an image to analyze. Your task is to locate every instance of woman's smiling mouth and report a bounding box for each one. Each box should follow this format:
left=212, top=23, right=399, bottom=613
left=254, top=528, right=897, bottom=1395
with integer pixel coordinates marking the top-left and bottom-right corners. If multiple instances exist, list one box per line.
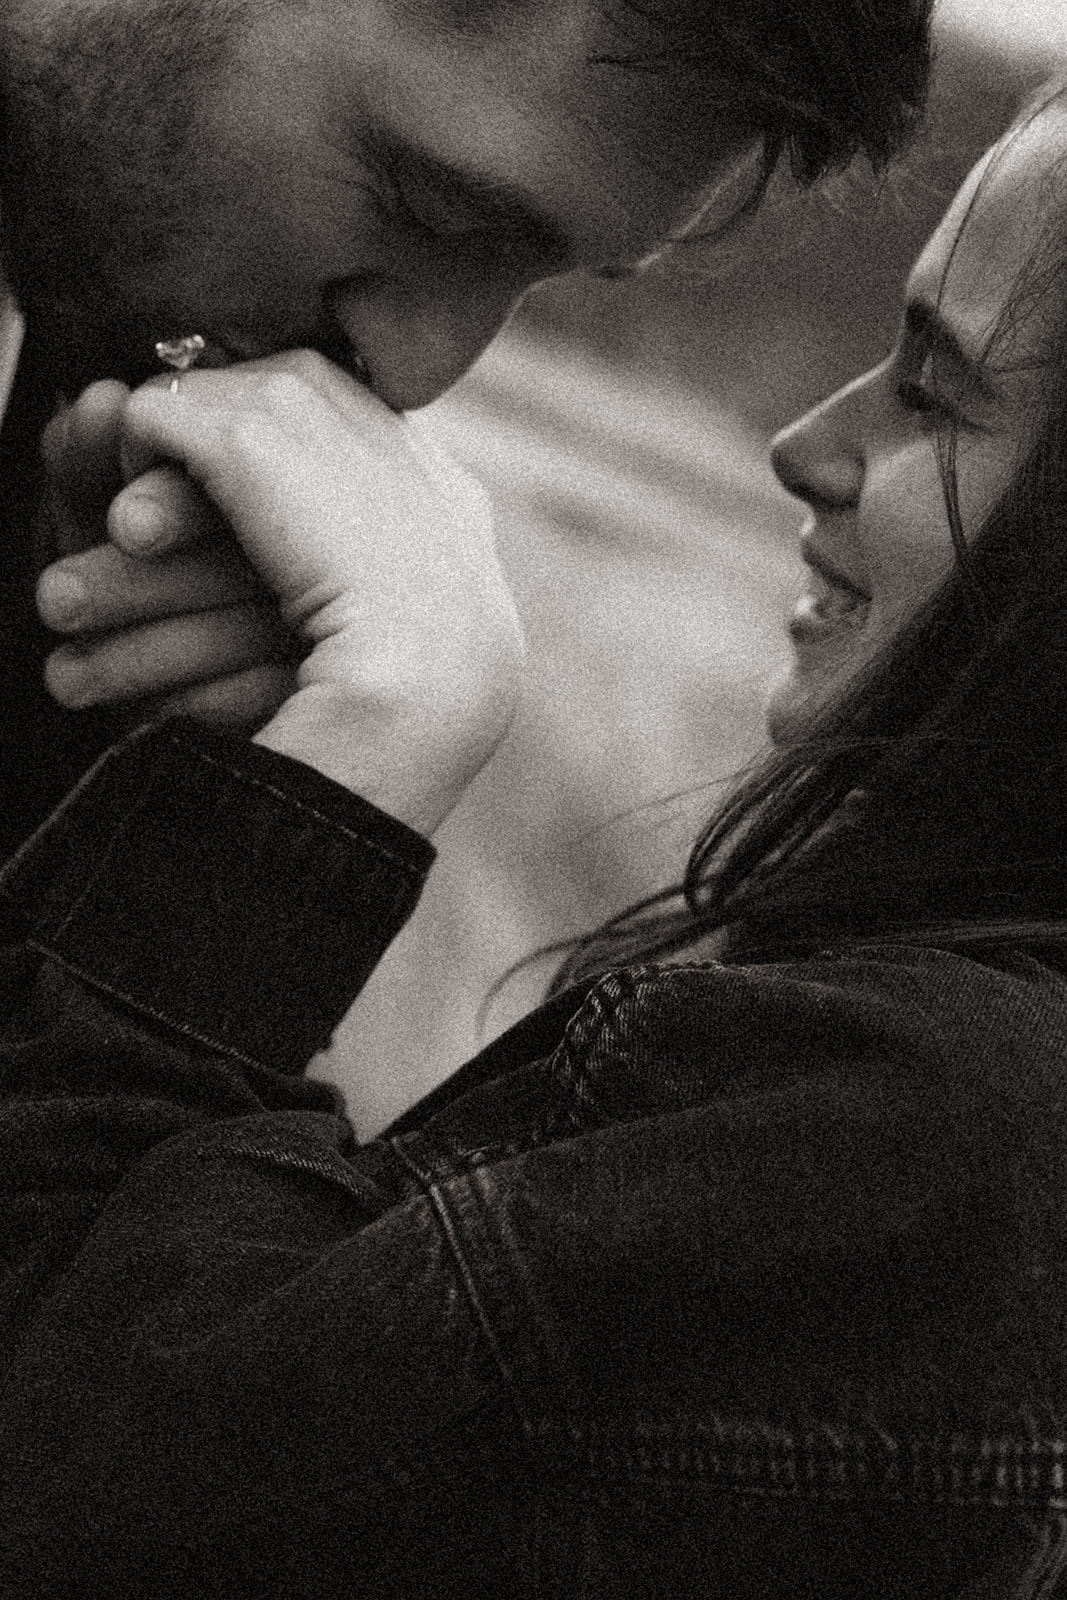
left=788, top=536, right=873, bottom=652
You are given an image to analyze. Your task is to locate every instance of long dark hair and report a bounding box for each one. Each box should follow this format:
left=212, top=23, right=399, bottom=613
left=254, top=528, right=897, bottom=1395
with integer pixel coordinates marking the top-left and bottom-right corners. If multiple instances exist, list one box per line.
left=555, top=82, right=1067, bottom=987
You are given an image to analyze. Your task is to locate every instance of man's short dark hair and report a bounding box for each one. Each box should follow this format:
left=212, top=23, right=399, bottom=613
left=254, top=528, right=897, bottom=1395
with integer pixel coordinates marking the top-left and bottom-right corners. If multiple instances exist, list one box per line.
left=600, top=0, right=934, bottom=184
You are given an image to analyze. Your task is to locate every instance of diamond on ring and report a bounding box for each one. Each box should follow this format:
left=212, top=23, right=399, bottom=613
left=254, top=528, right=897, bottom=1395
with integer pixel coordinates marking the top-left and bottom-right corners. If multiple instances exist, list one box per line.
left=155, top=333, right=207, bottom=393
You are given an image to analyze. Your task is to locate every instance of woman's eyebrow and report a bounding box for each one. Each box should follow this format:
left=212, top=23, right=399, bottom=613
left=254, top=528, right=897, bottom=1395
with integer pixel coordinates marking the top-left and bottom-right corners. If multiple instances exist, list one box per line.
left=904, top=298, right=997, bottom=399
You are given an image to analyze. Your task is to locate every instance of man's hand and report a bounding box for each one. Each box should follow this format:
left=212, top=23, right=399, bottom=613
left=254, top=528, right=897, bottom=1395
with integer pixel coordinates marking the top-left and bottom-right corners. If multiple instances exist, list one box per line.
left=37, top=381, right=300, bottom=731
left=48, top=355, right=522, bottom=835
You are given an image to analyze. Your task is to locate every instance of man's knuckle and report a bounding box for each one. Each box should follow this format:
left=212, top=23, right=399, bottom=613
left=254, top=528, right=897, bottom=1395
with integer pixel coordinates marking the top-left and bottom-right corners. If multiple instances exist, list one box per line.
left=37, top=565, right=92, bottom=631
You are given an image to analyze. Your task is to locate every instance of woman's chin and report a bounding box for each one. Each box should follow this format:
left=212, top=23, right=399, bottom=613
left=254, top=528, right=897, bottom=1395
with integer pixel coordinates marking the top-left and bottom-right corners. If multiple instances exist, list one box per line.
left=765, top=607, right=875, bottom=747
left=764, top=658, right=850, bottom=747
left=765, top=672, right=812, bottom=748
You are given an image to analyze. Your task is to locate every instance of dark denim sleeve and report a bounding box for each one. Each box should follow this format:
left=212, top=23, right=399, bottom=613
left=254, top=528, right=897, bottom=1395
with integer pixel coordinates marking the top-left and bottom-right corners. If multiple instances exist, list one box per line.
left=0, top=716, right=434, bottom=1074
left=0, top=718, right=534, bottom=1593
left=0, top=714, right=436, bottom=1383
left=2, top=722, right=1062, bottom=1594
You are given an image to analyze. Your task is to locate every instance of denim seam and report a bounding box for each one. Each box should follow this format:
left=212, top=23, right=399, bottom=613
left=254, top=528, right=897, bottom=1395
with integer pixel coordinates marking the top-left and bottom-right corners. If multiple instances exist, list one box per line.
left=400, top=1114, right=579, bottom=1184
left=26, top=939, right=273, bottom=1075
left=552, top=967, right=658, bottom=1123
left=177, top=736, right=425, bottom=879
left=391, top=1139, right=529, bottom=1425
left=211, top=1140, right=393, bottom=1211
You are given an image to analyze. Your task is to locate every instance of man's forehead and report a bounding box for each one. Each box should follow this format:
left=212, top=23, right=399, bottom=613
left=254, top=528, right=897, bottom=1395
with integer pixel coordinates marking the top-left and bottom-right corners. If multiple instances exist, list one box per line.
left=233, top=0, right=756, bottom=262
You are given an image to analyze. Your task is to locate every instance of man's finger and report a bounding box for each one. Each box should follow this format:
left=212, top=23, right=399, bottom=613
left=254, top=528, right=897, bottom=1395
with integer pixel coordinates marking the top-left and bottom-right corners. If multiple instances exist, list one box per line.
left=36, top=542, right=264, bottom=634
left=152, top=663, right=297, bottom=730
left=41, top=380, right=130, bottom=518
left=108, top=465, right=227, bottom=556
left=43, top=603, right=296, bottom=709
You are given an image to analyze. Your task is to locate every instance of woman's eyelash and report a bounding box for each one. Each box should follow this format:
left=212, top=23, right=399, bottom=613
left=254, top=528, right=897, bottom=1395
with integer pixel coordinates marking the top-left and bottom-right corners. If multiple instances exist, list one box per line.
left=894, top=345, right=956, bottom=419
left=896, top=378, right=944, bottom=414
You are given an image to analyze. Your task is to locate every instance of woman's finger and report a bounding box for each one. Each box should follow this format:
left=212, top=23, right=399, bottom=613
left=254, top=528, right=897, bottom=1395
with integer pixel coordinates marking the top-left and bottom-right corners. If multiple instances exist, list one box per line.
left=117, top=353, right=502, bottom=628
left=108, top=465, right=227, bottom=557
left=36, top=542, right=265, bottom=635
left=43, top=602, right=297, bottom=709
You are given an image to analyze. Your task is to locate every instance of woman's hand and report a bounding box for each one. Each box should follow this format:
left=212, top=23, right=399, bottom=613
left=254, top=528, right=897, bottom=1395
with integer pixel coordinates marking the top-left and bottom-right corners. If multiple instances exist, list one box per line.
left=73, top=353, right=522, bottom=834
left=37, top=382, right=300, bottom=732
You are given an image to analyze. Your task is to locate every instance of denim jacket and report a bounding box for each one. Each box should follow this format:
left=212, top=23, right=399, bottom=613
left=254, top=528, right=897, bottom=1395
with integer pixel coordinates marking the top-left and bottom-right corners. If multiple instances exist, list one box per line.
left=1, top=718, right=1066, bottom=1598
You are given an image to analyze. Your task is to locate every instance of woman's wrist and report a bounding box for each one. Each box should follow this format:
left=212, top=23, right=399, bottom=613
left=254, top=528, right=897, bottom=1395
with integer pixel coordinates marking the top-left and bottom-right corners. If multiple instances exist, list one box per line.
left=253, top=678, right=513, bottom=838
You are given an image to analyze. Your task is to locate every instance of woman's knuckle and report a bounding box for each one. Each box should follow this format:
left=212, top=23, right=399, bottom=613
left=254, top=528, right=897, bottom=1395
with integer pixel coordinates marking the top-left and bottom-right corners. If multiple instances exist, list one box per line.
left=278, top=349, right=330, bottom=387
left=123, top=385, right=158, bottom=431
left=255, top=366, right=313, bottom=414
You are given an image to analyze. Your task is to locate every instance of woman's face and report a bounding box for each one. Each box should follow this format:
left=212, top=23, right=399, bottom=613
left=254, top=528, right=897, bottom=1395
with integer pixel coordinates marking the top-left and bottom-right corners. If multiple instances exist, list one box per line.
left=765, top=101, right=1067, bottom=746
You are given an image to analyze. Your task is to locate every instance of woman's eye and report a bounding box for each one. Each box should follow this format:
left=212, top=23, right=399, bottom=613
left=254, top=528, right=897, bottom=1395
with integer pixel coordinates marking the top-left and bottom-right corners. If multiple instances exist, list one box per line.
left=897, top=379, right=942, bottom=414
left=895, top=350, right=952, bottom=419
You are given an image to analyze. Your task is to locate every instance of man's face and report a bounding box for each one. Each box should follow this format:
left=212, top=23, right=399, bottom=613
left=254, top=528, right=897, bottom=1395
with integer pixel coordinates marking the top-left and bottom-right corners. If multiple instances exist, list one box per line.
left=1, top=0, right=758, bottom=408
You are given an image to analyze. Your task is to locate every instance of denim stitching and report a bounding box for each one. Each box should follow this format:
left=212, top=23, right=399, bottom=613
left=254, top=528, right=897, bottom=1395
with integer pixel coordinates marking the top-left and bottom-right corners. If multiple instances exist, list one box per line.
left=204, top=1139, right=395, bottom=1213
left=530, top=1417, right=1067, bottom=1509
left=550, top=968, right=647, bottom=1122
left=550, top=966, right=678, bottom=1127
left=25, top=939, right=274, bottom=1075
left=177, top=735, right=425, bottom=878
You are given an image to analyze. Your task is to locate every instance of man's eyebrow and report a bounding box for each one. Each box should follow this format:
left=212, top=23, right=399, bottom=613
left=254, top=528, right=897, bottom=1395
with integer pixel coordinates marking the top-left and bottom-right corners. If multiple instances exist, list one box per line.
left=904, top=298, right=997, bottom=398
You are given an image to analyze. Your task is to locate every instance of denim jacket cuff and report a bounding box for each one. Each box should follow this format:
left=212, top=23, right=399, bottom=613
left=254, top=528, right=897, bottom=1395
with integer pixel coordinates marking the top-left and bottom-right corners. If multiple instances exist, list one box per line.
left=0, top=717, right=435, bottom=1074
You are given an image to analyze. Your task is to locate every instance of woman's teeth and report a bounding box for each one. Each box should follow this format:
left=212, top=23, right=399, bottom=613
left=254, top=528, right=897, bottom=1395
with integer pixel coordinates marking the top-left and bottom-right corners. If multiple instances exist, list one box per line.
left=806, top=567, right=869, bottom=618
left=808, top=588, right=868, bottom=621
left=789, top=574, right=871, bottom=646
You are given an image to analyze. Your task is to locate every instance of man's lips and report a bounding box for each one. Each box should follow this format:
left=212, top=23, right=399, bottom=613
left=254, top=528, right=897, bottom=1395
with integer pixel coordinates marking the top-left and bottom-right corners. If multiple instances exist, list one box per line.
left=217, top=327, right=374, bottom=391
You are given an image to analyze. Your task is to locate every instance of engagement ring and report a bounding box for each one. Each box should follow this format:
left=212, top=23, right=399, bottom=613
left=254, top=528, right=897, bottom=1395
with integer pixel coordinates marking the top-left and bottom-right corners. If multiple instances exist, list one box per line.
left=154, top=333, right=207, bottom=394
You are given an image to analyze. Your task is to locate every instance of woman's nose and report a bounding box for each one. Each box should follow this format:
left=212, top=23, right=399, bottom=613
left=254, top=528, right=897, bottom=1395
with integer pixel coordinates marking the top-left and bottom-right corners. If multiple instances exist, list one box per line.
left=769, top=384, right=866, bottom=510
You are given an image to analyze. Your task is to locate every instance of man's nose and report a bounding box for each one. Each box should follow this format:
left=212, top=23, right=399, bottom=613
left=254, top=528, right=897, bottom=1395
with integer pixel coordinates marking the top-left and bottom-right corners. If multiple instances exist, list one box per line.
left=769, top=379, right=868, bottom=510
left=328, top=270, right=534, bottom=410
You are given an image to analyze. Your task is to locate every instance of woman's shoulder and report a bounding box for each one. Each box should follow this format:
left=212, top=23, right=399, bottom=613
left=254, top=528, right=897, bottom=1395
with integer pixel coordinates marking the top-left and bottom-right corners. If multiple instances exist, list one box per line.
left=543, top=942, right=1067, bottom=1122
left=394, top=939, right=1067, bottom=1183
